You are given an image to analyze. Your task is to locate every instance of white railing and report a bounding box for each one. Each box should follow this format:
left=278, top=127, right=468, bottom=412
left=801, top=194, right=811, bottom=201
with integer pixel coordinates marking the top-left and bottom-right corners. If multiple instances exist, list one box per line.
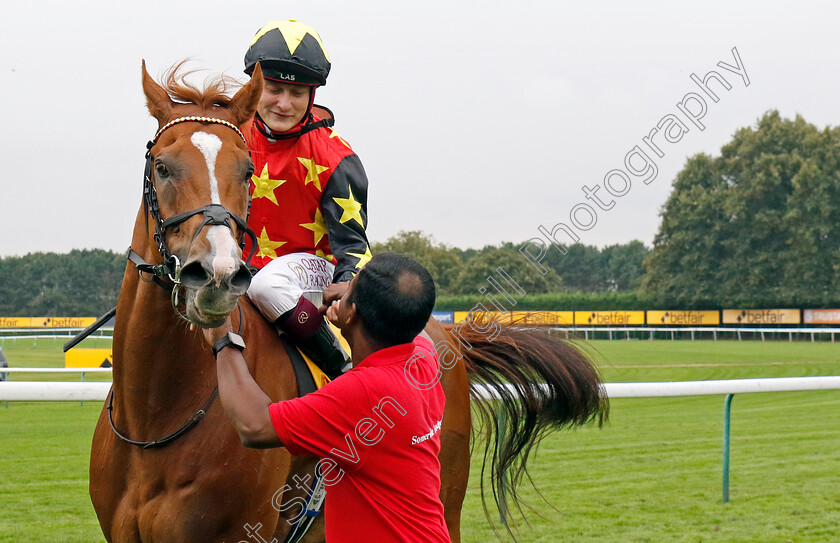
left=602, top=376, right=840, bottom=396
left=469, top=376, right=840, bottom=400
left=0, top=368, right=113, bottom=401
left=0, top=381, right=111, bottom=401
left=547, top=326, right=840, bottom=341
left=3, top=371, right=839, bottom=401
left=0, top=368, right=112, bottom=373
left=0, top=328, right=114, bottom=340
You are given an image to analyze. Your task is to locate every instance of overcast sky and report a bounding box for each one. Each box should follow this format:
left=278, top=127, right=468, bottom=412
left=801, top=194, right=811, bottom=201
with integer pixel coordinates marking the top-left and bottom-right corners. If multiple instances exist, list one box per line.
left=1, top=1, right=837, bottom=257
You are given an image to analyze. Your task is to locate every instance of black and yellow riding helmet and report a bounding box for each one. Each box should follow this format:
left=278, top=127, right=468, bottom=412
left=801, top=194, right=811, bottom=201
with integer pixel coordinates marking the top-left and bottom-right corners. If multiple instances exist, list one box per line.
left=244, top=20, right=331, bottom=86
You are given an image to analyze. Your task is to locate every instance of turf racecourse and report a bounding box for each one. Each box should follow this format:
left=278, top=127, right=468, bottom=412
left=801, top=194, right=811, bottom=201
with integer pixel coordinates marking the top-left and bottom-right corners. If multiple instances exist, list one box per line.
left=1, top=337, right=839, bottom=542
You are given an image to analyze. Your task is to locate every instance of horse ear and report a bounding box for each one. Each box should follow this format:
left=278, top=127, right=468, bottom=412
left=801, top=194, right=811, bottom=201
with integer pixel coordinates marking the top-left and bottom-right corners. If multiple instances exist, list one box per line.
left=229, top=63, right=264, bottom=127
left=141, top=59, right=174, bottom=123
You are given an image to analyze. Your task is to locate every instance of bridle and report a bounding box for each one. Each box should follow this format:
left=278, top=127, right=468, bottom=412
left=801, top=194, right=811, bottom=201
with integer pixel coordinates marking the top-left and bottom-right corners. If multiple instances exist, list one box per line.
left=129, top=115, right=259, bottom=315
left=113, top=116, right=257, bottom=449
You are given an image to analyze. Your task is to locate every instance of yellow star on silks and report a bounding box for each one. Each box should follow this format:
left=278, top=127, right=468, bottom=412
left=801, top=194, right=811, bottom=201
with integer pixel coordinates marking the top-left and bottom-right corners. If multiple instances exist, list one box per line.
left=329, top=128, right=351, bottom=149
left=315, top=249, right=334, bottom=261
left=332, top=187, right=364, bottom=227
left=256, top=227, right=286, bottom=260
left=347, top=245, right=373, bottom=269
left=297, top=157, right=330, bottom=191
left=251, top=164, right=286, bottom=205
left=299, top=209, right=328, bottom=246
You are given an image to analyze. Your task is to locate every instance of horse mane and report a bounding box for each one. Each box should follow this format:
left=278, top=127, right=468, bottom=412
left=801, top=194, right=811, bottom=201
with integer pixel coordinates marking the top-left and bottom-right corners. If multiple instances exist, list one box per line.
left=159, top=60, right=243, bottom=109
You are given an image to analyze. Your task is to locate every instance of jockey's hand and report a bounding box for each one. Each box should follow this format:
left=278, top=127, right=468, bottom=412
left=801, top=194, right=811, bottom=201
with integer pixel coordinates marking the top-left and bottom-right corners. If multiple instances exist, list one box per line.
left=200, top=316, right=234, bottom=347
left=320, top=281, right=351, bottom=314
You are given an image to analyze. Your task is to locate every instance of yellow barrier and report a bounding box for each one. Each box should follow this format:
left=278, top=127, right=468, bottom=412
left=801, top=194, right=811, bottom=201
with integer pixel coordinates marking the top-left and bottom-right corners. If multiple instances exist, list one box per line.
left=508, top=311, right=574, bottom=325
left=0, top=317, right=97, bottom=328
left=5, top=309, right=825, bottom=330
left=453, top=310, right=574, bottom=325
left=65, top=349, right=113, bottom=368
left=32, top=317, right=97, bottom=328
left=0, top=317, right=31, bottom=328
left=647, top=310, right=720, bottom=326
left=574, top=311, right=645, bottom=325
left=722, top=309, right=800, bottom=325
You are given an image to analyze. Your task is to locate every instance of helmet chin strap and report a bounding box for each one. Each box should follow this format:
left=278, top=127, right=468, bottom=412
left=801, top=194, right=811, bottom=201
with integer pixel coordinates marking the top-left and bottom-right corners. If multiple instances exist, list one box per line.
left=306, top=86, right=316, bottom=119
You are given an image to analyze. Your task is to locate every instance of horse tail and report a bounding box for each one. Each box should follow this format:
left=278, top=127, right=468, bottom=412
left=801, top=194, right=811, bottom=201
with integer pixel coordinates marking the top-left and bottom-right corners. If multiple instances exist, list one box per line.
left=451, top=323, right=609, bottom=534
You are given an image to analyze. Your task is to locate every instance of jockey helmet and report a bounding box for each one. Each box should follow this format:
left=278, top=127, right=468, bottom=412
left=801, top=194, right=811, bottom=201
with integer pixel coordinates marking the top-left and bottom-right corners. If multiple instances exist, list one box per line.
left=244, top=20, right=331, bottom=86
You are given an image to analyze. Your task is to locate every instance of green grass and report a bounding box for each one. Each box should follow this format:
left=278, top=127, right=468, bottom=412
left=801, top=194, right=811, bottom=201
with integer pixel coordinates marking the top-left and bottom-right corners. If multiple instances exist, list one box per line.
left=0, top=336, right=113, bottom=382
left=0, top=402, right=103, bottom=543
left=1, top=339, right=839, bottom=542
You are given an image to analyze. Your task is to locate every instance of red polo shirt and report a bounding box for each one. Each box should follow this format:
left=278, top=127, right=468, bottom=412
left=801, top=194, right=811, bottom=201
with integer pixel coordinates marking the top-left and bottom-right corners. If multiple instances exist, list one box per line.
left=269, top=336, right=450, bottom=543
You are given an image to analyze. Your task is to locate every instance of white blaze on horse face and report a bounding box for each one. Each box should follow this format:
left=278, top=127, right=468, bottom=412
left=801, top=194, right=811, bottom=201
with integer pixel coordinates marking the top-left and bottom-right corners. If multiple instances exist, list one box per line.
left=207, top=226, right=238, bottom=286
left=191, top=131, right=238, bottom=286
left=190, top=132, right=223, bottom=204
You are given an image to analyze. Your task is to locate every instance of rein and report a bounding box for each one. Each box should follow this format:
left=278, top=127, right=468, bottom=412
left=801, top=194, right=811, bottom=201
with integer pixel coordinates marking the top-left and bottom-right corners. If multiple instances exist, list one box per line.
left=107, top=304, right=244, bottom=450
left=107, top=388, right=219, bottom=449
left=109, top=116, right=256, bottom=450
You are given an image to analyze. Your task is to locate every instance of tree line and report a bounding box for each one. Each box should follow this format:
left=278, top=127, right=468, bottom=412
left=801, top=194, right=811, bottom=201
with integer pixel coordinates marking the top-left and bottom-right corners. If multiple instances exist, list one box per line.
left=2, top=110, right=838, bottom=315
left=372, top=232, right=648, bottom=297
left=0, top=239, right=649, bottom=315
left=0, top=249, right=124, bottom=316
left=644, top=110, right=840, bottom=308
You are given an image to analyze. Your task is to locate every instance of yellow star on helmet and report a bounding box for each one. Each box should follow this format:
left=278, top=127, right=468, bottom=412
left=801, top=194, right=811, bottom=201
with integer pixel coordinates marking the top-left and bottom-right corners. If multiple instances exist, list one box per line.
left=347, top=246, right=373, bottom=269
left=300, top=209, right=328, bottom=246
left=332, top=186, right=364, bottom=227
left=251, top=164, right=286, bottom=205
left=251, top=20, right=331, bottom=62
left=298, top=157, right=330, bottom=191
left=329, top=128, right=351, bottom=149
left=315, top=249, right=334, bottom=261
left=256, top=227, right=286, bottom=260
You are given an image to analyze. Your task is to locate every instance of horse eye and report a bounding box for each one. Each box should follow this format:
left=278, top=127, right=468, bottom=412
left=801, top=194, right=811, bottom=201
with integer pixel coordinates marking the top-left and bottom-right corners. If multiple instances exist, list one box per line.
left=244, top=166, right=255, bottom=182
left=155, top=162, right=169, bottom=178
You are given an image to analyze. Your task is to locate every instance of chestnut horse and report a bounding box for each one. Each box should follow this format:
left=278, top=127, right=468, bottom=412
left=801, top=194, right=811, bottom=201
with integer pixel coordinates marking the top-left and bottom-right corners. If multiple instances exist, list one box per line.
left=89, top=62, right=607, bottom=543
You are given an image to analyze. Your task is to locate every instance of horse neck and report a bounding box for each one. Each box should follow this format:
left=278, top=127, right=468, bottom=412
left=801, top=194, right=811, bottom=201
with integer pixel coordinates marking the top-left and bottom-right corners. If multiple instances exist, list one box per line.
left=111, top=206, right=216, bottom=422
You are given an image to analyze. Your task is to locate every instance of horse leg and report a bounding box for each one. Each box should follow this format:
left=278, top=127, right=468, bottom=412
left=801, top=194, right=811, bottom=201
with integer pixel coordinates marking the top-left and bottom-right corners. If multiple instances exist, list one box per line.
left=271, top=454, right=326, bottom=543
left=426, top=319, right=471, bottom=543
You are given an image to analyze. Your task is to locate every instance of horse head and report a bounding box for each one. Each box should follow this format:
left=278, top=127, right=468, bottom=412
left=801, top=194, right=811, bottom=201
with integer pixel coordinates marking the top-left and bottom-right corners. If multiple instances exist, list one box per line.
left=140, top=61, right=264, bottom=327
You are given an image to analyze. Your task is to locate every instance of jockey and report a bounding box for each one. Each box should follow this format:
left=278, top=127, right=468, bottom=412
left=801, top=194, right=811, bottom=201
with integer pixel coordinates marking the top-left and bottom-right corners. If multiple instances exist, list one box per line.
left=242, top=20, right=372, bottom=378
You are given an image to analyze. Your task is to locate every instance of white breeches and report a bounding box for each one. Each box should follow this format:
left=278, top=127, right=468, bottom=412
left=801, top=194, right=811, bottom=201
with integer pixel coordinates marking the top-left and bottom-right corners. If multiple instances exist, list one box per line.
left=247, top=252, right=335, bottom=322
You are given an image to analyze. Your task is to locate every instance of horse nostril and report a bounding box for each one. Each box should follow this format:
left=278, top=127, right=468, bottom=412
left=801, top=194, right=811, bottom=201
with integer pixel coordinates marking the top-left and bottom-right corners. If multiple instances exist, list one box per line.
left=180, top=260, right=211, bottom=288
left=229, top=265, right=253, bottom=295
